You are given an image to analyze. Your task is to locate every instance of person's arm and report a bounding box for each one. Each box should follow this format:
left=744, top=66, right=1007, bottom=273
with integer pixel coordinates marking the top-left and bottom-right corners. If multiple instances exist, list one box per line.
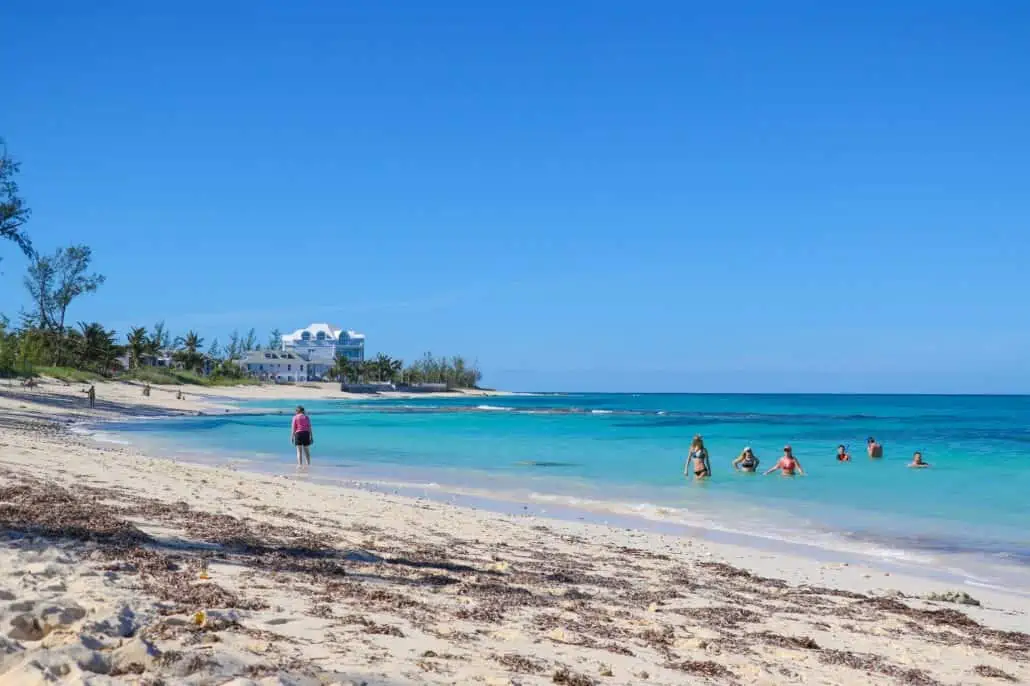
left=764, top=462, right=779, bottom=475
left=795, top=459, right=805, bottom=476
left=732, top=455, right=742, bottom=470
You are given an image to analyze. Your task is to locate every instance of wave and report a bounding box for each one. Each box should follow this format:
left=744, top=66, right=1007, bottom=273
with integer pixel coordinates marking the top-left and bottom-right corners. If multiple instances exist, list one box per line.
left=476, top=404, right=514, bottom=411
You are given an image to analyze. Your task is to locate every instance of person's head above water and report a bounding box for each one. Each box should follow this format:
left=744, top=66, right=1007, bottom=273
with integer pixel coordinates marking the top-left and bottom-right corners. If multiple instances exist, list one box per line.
left=913, top=451, right=924, bottom=462
left=783, top=445, right=793, bottom=455
left=837, top=444, right=846, bottom=453
left=690, top=434, right=705, bottom=451
left=867, top=437, right=877, bottom=444
left=743, top=446, right=753, bottom=455
left=295, top=406, right=305, bottom=415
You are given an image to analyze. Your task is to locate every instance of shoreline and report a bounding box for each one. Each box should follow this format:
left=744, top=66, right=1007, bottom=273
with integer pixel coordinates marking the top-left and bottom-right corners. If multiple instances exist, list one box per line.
left=95, top=396, right=1030, bottom=598
left=1, top=379, right=1028, bottom=684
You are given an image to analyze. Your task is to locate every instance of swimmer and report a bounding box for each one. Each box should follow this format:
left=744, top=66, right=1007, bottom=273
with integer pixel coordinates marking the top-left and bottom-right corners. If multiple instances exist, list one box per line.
left=908, top=451, right=930, bottom=468
left=685, top=434, right=711, bottom=480
left=732, top=446, right=760, bottom=473
left=765, top=445, right=804, bottom=476
left=867, top=436, right=883, bottom=458
left=836, top=444, right=851, bottom=462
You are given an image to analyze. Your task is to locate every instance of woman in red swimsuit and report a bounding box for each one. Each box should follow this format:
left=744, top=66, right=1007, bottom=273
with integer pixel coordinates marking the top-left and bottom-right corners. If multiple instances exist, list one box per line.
left=765, top=445, right=804, bottom=476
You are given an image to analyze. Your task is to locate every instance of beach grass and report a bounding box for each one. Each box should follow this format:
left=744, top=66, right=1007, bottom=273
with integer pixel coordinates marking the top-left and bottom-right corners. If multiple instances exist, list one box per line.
left=33, top=366, right=106, bottom=383
left=121, top=367, right=261, bottom=387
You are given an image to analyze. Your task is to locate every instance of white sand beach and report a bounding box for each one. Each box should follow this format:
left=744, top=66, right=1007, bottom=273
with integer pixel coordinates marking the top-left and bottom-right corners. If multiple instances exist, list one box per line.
left=0, top=379, right=1026, bottom=685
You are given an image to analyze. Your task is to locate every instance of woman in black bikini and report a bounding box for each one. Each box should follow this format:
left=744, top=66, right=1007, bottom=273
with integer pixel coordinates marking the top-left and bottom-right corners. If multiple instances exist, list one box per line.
left=732, top=446, right=760, bottom=472
left=685, top=434, right=711, bottom=480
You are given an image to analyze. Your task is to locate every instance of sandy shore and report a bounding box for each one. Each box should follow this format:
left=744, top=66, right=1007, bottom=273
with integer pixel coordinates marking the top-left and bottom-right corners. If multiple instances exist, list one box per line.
left=0, top=380, right=1027, bottom=684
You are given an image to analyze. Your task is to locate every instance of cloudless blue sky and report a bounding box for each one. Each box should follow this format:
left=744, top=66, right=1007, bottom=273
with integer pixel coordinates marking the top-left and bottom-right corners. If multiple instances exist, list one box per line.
left=2, top=1, right=1028, bottom=392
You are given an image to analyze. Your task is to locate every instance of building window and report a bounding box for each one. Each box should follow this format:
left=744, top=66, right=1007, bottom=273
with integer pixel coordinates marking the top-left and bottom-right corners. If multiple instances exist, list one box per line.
left=300, top=365, right=304, bottom=370
left=287, top=364, right=291, bottom=371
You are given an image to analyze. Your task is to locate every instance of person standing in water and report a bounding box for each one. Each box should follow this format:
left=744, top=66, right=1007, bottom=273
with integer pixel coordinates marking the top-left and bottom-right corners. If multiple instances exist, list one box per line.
left=908, top=451, right=930, bottom=468
left=765, top=445, right=804, bottom=476
left=291, top=406, right=313, bottom=467
left=732, top=446, right=760, bottom=472
left=836, top=444, right=851, bottom=462
left=685, top=434, right=711, bottom=479
left=867, top=437, right=883, bottom=458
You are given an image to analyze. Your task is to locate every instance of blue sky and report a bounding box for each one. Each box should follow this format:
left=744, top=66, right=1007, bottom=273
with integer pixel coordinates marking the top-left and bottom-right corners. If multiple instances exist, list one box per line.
left=2, top=1, right=1028, bottom=392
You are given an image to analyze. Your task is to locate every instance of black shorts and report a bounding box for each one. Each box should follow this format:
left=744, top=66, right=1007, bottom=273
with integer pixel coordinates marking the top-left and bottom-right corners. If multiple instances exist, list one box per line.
left=294, top=431, right=311, bottom=447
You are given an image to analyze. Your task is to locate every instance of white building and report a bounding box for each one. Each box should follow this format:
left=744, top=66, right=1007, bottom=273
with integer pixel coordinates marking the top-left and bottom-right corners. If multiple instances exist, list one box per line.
left=278, top=323, right=366, bottom=380
left=240, top=350, right=309, bottom=383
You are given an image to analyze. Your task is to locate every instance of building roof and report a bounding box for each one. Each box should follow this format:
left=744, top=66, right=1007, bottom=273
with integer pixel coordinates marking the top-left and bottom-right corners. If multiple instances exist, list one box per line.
left=281, top=323, right=366, bottom=344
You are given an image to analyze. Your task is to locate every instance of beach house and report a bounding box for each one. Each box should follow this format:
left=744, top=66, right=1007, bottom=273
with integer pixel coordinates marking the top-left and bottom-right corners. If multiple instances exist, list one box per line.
left=276, top=323, right=366, bottom=380
left=239, top=350, right=309, bottom=383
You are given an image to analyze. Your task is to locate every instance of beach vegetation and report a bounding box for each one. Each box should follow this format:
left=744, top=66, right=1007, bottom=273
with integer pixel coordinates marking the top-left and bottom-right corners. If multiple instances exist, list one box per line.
left=28, top=365, right=105, bottom=383
left=23, top=244, right=106, bottom=367
left=126, top=326, right=149, bottom=369
left=172, top=330, right=205, bottom=373
left=0, top=138, right=33, bottom=262
left=123, top=366, right=259, bottom=387
left=0, top=140, right=487, bottom=389
left=328, top=351, right=481, bottom=388
left=267, top=328, right=282, bottom=350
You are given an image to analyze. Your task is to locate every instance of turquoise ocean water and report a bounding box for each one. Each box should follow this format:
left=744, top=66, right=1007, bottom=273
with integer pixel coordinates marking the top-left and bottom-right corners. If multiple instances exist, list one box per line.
left=104, top=393, right=1030, bottom=588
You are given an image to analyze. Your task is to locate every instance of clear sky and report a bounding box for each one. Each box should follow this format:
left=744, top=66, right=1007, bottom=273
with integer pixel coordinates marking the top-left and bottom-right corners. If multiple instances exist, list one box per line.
left=2, top=1, right=1028, bottom=392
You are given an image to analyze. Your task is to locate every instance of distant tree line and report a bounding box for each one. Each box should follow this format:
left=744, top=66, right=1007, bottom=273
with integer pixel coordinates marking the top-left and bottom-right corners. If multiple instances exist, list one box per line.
left=331, top=352, right=482, bottom=389
left=0, top=138, right=484, bottom=389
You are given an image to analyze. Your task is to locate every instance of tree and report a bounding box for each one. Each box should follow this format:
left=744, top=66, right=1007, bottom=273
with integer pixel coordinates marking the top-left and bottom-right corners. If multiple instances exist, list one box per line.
left=173, top=330, right=205, bottom=373
left=331, top=354, right=357, bottom=383
left=225, top=330, right=242, bottom=361
left=149, top=321, right=172, bottom=355
left=243, top=328, right=258, bottom=352
left=0, top=139, right=32, bottom=261
left=76, top=322, right=120, bottom=375
left=126, top=326, right=148, bottom=369
left=267, top=328, right=282, bottom=351
left=23, top=245, right=105, bottom=364
left=208, top=337, right=222, bottom=360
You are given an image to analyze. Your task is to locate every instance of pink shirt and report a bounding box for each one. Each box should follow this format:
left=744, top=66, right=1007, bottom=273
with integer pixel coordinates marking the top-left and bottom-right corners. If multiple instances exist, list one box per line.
left=292, top=414, right=312, bottom=433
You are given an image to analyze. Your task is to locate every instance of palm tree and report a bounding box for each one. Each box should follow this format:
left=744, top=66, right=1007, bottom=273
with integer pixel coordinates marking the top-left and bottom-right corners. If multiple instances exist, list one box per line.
left=76, top=322, right=120, bottom=375
left=126, top=326, right=148, bottom=370
left=332, top=355, right=357, bottom=383
left=374, top=353, right=393, bottom=383
left=173, top=330, right=205, bottom=373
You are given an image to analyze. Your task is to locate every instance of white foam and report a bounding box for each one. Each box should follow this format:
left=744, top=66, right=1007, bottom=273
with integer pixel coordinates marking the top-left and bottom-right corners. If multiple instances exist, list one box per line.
left=86, top=432, right=131, bottom=446
left=476, top=404, right=513, bottom=411
left=591, top=409, right=613, bottom=415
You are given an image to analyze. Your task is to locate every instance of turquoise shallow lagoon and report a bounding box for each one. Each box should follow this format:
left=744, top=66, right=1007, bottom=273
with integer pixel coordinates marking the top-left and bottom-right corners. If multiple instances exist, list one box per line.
left=103, top=393, right=1030, bottom=589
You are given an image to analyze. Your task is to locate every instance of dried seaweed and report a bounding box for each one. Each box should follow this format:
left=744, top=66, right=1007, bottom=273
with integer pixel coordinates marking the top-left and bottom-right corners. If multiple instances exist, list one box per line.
left=494, top=653, right=546, bottom=674
left=972, top=664, right=1019, bottom=682
left=819, top=650, right=943, bottom=685
left=666, top=660, right=737, bottom=680
left=750, top=631, right=820, bottom=650
left=552, top=666, right=597, bottom=685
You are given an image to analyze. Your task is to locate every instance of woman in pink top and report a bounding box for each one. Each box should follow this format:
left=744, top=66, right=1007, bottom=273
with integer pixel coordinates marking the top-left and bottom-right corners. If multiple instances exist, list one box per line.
left=291, top=406, right=313, bottom=466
